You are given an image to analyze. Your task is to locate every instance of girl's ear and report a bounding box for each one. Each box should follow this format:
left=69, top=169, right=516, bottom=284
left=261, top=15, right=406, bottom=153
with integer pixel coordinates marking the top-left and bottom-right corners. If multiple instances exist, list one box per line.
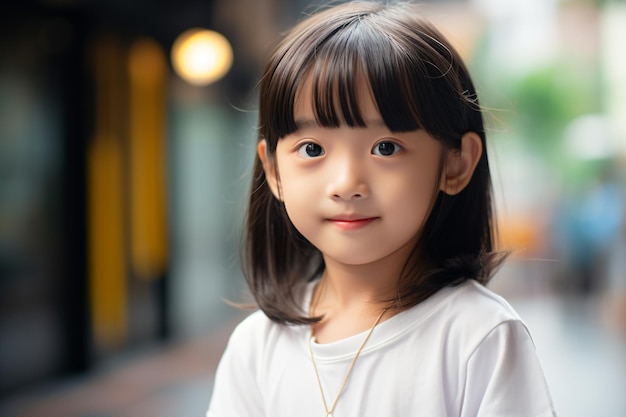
left=257, top=140, right=282, bottom=200
left=440, top=132, right=483, bottom=195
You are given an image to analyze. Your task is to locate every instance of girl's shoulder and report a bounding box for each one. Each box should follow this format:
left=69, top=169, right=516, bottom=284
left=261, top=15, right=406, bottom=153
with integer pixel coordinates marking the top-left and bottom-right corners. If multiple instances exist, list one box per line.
left=428, top=280, right=531, bottom=352
left=447, top=279, right=522, bottom=323
left=225, top=307, right=306, bottom=355
left=405, top=279, right=523, bottom=330
left=226, top=282, right=315, bottom=353
left=435, top=279, right=525, bottom=334
left=228, top=309, right=278, bottom=344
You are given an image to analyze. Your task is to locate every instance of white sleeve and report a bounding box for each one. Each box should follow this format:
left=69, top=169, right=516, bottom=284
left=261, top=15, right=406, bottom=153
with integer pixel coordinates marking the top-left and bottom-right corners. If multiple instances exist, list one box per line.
left=206, top=321, right=264, bottom=417
left=461, top=320, right=557, bottom=417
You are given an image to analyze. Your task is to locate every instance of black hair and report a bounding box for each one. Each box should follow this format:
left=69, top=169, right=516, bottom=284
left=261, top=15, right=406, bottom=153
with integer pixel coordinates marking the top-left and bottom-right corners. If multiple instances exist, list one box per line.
left=244, top=1, right=506, bottom=324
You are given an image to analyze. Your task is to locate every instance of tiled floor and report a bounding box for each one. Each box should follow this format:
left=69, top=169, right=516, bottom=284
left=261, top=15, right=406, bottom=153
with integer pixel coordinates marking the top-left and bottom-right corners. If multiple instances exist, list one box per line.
left=1, top=295, right=625, bottom=417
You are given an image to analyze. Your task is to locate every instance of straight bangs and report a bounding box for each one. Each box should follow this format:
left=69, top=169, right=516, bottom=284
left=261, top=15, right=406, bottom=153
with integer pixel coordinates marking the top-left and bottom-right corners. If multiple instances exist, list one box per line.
left=302, top=21, right=429, bottom=134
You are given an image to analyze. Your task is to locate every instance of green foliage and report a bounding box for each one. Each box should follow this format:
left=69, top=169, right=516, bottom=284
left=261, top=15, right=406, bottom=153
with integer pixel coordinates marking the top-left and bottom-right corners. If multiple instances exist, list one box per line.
left=504, top=63, right=599, bottom=157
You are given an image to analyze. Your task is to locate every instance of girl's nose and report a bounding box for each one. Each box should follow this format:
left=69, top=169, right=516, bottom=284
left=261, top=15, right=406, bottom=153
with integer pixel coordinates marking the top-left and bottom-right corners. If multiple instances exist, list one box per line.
left=326, top=157, right=370, bottom=201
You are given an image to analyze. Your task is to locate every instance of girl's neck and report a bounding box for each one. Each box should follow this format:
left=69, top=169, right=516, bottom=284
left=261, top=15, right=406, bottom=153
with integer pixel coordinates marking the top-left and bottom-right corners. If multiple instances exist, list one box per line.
left=318, top=242, right=412, bottom=309
left=310, top=253, right=408, bottom=343
left=318, top=264, right=395, bottom=312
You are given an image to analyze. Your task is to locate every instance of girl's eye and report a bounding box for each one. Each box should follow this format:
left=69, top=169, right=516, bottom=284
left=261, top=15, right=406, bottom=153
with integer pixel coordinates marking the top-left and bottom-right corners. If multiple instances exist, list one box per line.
left=297, top=142, right=325, bottom=158
left=372, top=141, right=401, bottom=156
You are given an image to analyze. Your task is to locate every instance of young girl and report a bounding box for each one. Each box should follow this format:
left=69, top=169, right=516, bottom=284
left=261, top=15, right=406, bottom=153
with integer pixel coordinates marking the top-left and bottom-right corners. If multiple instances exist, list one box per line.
left=208, top=2, right=556, bottom=416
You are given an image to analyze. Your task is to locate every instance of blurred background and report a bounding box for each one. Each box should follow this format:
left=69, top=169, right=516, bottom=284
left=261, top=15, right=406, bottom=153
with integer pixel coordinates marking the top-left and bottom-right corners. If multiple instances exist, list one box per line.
left=0, top=0, right=624, bottom=416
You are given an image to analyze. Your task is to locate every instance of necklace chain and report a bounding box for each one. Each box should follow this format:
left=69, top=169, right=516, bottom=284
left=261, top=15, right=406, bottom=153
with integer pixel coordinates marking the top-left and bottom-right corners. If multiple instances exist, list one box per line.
left=308, top=280, right=388, bottom=417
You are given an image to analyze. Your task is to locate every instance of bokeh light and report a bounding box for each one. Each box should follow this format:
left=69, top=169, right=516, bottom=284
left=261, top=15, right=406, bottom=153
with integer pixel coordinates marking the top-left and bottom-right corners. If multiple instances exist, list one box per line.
left=171, top=28, right=233, bottom=86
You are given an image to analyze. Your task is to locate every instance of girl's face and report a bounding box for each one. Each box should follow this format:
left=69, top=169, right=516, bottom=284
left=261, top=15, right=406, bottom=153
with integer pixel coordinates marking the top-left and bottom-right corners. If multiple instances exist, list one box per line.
left=262, top=79, right=444, bottom=268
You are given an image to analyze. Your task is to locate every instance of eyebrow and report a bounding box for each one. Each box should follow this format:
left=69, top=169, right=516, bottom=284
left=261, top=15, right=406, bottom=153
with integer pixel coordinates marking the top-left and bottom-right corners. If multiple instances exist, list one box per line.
left=294, top=118, right=388, bottom=129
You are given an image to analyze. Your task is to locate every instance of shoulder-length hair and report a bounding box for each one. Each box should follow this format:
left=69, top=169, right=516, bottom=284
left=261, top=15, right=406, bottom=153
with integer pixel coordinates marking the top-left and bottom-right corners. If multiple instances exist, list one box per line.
left=244, top=1, right=506, bottom=324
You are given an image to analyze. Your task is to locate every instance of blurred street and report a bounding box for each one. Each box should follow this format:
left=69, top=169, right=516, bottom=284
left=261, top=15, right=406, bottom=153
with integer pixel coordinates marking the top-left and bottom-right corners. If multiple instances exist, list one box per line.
left=0, top=314, right=241, bottom=417
left=513, top=295, right=626, bottom=417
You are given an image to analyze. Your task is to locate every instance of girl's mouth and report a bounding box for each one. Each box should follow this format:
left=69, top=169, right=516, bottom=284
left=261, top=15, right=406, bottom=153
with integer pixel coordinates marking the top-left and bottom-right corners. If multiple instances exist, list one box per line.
left=327, top=217, right=379, bottom=231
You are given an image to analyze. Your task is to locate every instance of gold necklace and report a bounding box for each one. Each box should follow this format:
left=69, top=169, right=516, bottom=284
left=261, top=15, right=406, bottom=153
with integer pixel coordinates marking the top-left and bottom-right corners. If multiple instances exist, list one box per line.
left=308, top=281, right=388, bottom=417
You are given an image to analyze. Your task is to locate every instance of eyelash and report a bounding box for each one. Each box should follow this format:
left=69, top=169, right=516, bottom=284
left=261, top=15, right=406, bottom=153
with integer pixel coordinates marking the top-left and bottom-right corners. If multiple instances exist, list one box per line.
left=372, top=141, right=402, bottom=156
left=297, top=142, right=325, bottom=158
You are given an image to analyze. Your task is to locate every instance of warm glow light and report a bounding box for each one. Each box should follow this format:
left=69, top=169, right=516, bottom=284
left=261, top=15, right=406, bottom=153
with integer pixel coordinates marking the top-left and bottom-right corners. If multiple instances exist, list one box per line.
left=171, top=28, right=233, bottom=86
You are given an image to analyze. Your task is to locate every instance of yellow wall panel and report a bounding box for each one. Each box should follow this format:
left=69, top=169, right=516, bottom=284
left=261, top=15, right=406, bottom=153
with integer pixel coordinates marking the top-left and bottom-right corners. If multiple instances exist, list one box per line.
left=128, top=38, right=169, bottom=280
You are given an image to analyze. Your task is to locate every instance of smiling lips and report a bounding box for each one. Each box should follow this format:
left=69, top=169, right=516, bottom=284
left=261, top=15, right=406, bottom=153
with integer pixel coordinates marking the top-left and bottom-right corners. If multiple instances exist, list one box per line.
left=327, top=216, right=379, bottom=231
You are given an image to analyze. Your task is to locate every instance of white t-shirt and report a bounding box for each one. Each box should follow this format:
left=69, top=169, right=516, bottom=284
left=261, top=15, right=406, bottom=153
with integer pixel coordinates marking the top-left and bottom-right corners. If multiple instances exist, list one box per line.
left=207, top=280, right=556, bottom=417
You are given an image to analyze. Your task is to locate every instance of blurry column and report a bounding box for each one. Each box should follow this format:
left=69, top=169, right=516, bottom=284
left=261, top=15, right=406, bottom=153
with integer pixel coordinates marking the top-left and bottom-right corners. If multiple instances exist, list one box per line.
left=127, top=39, right=168, bottom=283
left=87, top=36, right=128, bottom=353
left=128, top=38, right=170, bottom=338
